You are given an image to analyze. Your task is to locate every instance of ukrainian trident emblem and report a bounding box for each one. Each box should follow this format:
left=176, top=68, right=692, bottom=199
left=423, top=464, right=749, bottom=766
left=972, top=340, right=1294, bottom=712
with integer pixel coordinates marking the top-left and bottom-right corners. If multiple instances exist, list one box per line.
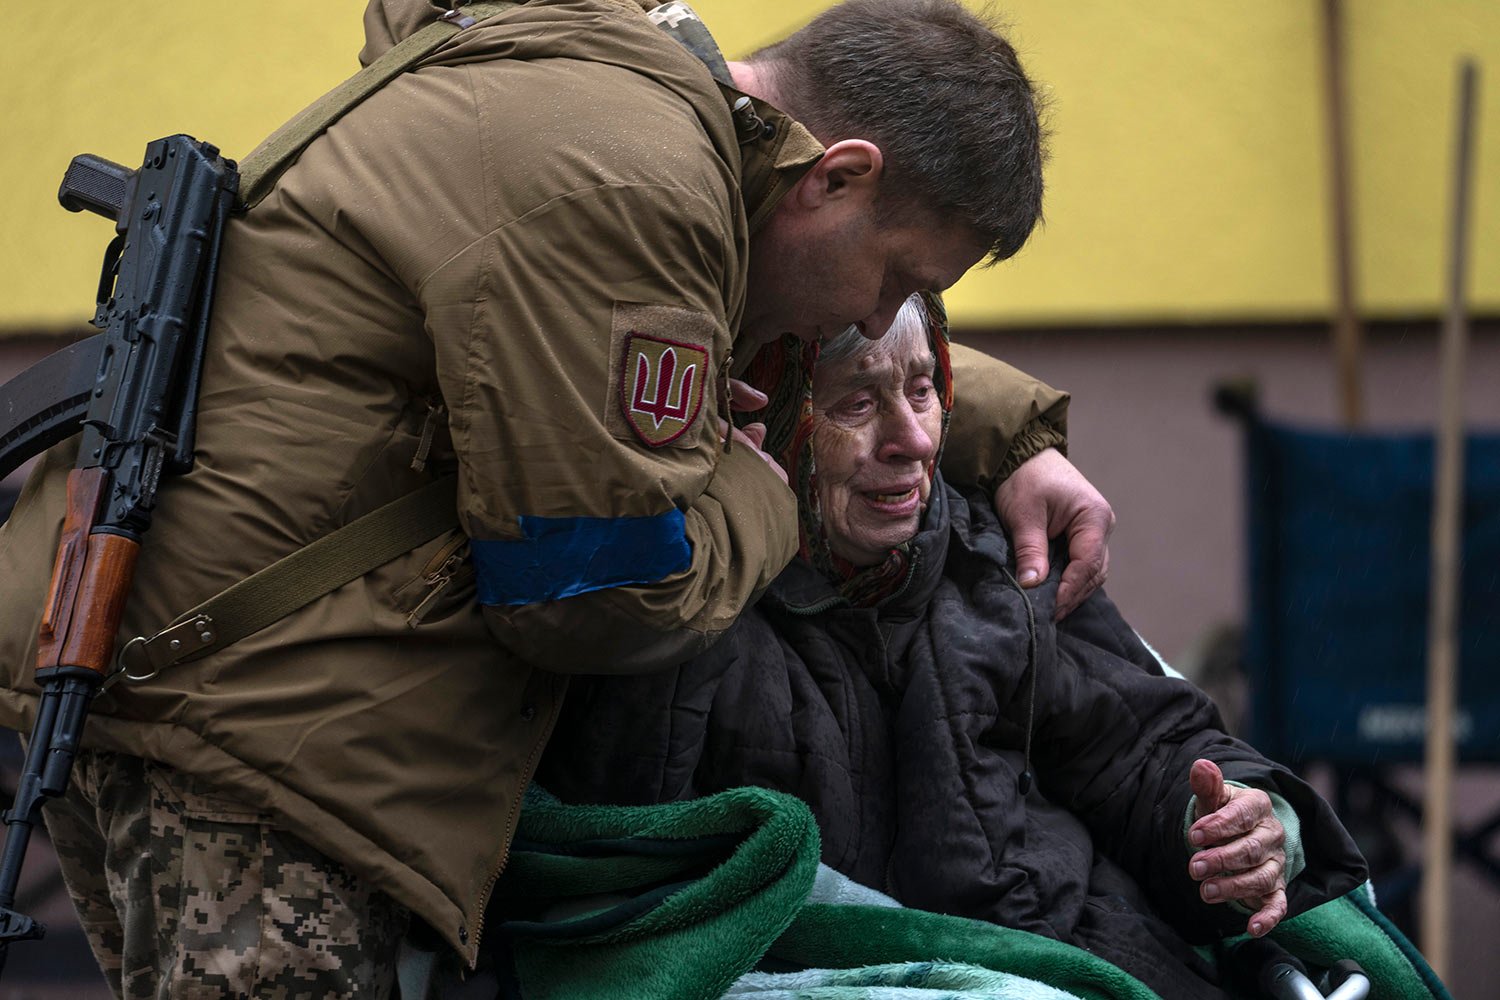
left=620, top=332, right=708, bottom=446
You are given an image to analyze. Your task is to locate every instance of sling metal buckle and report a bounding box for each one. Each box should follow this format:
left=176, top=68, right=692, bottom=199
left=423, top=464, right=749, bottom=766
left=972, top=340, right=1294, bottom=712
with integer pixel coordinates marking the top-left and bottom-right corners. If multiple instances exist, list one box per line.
left=112, top=614, right=217, bottom=685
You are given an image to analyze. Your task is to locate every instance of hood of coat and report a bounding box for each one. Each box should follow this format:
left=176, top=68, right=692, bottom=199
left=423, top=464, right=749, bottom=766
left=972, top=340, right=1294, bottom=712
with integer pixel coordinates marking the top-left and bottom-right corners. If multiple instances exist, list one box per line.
left=360, top=0, right=711, bottom=112
left=361, top=0, right=449, bottom=63
left=363, top=0, right=664, bottom=63
left=360, top=0, right=824, bottom=241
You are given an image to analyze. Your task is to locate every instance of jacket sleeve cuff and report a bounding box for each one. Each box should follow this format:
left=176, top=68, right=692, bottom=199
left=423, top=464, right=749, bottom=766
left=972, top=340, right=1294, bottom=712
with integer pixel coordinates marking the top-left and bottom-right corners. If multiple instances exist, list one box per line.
left=990, top=418, right=1069, bottom=491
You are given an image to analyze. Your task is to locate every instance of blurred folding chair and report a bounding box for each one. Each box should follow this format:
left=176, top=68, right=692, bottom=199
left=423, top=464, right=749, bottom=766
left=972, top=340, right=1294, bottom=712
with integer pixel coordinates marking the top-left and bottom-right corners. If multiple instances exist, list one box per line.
left=1216, top=383, right=1500, bottom=927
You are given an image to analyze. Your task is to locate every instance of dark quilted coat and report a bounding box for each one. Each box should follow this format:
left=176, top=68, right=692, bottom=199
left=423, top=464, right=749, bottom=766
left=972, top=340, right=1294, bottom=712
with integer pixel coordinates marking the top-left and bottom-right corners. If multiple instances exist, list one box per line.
left=539, top=480, right=1367, bottom=999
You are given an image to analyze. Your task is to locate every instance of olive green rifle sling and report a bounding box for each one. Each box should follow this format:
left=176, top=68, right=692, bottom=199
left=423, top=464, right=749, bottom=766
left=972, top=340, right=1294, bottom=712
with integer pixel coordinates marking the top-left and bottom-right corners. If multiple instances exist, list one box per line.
left=114, top=2, right=517, bottom=681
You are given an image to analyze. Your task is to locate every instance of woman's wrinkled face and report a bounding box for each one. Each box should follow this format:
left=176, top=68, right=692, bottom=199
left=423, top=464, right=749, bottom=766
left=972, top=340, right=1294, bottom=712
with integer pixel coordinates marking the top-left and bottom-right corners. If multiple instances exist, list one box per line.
left=810, top=316, right=942, bottom=567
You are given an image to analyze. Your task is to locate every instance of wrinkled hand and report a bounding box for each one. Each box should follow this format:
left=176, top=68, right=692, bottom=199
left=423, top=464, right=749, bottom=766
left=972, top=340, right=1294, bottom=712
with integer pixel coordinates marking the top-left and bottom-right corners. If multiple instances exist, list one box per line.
left=993, top=448, right=1114, bottom=619
left=720, top=380, right=788, bottom=486
left=1187, top=759, right=1288, bottom=937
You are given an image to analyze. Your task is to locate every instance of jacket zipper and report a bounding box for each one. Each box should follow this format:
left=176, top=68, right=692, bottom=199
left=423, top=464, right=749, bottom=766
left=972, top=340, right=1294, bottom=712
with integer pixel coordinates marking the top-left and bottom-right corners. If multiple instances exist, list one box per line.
left=717, top=354, right=734, bottom=453
left=469, top=673, right=563, bottom=963
left=411, top=399, right=447, bottom=473
left=783, top=595, right=850, bottom=616
left=405, top=535, right=469, bottom=628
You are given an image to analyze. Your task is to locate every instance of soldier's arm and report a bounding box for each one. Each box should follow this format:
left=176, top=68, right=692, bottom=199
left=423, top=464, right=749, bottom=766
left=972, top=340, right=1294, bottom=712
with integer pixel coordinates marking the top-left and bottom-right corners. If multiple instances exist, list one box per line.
left=424, top=177, right=796, bottom=673
left=943, top=343, right=1113, bottom=617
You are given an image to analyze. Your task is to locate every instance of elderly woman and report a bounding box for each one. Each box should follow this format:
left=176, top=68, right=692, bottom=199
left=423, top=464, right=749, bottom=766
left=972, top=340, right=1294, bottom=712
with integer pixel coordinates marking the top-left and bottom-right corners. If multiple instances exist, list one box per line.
left=538, top=295, right=1366, bottom=1000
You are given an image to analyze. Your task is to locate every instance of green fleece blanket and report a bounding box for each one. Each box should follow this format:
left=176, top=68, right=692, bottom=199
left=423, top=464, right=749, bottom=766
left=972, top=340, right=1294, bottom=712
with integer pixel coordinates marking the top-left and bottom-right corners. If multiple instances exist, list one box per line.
left=447, top=786, right=1449, bottom=1000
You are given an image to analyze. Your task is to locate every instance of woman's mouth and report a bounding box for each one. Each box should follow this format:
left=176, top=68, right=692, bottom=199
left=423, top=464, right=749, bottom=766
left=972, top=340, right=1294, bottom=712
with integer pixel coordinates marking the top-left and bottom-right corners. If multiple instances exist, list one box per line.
left=861, top=486, right=921, bottom=513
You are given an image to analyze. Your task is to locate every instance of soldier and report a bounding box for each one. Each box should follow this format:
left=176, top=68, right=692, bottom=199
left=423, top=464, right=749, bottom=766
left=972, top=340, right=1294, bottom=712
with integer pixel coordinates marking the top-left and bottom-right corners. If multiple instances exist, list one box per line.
left=0, top=0, right=1109, bottom=995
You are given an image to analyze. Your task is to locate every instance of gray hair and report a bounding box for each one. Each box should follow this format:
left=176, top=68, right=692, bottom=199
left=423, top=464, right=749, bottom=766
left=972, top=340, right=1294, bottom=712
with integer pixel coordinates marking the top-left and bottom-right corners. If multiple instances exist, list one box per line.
left=817, top=294, right=931, bottom=371
left=752, top=0, right=1046, bottom=262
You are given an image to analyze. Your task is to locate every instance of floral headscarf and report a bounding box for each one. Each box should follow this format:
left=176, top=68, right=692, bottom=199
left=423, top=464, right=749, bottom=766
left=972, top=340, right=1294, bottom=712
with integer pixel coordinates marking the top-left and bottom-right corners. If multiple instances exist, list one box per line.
left=738, top=291, right=953, bottom=606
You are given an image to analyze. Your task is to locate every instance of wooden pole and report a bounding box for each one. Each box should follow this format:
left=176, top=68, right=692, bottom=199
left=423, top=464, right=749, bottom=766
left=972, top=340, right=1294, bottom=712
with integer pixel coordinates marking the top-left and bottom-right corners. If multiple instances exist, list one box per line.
left=1420, top=59, right=1478, bottom=981
left=1319, top=0, right=1364, bottom=428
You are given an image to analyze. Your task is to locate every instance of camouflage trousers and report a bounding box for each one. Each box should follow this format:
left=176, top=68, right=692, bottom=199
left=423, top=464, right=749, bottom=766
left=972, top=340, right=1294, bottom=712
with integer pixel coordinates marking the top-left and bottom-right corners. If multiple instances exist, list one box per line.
left=42, top=749, right=408, bottom=999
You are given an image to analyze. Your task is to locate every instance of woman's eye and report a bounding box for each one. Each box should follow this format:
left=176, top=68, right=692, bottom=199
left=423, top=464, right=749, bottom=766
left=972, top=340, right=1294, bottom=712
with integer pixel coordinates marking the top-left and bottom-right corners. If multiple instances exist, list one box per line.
left=838, top=395, right=875, bottom=418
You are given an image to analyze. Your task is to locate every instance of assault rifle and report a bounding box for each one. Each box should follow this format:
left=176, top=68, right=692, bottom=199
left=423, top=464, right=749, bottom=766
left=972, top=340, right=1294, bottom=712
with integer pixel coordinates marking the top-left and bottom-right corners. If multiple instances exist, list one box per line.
left=0, top=135, right=238, bottom=974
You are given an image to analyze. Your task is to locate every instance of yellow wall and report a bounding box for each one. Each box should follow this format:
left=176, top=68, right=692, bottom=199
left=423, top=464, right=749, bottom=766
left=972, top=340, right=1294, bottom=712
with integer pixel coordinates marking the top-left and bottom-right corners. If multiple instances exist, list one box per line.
left=954, top=0, right=1500, bottom=325
left=2, top=1, right=1496, bottom=330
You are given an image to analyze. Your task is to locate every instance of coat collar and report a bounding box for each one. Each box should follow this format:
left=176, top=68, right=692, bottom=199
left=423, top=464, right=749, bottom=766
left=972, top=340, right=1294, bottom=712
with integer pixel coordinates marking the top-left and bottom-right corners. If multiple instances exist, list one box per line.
left=765, top=476, right=958, bottom=617
left=647, top=2, right=822, bottom=232
left=723, top=87, right=823, bottom=234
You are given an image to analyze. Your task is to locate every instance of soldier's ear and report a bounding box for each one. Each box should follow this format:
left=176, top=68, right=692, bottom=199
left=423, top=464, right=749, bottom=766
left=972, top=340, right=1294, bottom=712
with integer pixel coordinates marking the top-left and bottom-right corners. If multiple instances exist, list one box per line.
left=794, top=140, right=883, bottom=210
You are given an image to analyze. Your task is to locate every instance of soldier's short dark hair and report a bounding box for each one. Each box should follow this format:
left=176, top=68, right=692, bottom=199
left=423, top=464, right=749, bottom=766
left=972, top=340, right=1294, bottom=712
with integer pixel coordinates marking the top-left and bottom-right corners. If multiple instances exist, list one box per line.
left=753, top=0, right=1046, bottom=262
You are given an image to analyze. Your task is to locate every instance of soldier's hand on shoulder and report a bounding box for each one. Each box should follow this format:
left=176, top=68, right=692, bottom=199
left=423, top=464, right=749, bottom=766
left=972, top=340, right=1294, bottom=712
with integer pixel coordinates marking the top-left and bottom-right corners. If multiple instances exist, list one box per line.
left=994, top=448, right=1113, bottom=619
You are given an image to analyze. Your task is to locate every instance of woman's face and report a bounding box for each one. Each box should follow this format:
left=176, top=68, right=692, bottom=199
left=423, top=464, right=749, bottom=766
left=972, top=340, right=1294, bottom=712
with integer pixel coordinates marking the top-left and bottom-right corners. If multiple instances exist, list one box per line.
left=810, top=318, right=943, bottom=567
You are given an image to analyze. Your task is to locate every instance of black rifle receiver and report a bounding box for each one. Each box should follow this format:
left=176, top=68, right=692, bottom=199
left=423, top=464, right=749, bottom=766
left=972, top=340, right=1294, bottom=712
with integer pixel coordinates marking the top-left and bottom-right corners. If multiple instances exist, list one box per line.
left=0, top=135, right=238, bottom=975
left=66, top=137, right=239, bottom=505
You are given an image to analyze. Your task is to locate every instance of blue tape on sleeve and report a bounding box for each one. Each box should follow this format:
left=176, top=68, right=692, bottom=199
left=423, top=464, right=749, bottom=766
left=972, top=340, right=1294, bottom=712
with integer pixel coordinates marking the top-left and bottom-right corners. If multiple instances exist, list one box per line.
left=470, top=508, right=692, bottom=605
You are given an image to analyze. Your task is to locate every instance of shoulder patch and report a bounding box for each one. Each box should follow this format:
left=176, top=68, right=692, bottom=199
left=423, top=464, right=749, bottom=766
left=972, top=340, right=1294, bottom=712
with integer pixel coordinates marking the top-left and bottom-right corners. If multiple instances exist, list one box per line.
left=620, top=332, right=708, bottom=446
left=606, top=302, right=723, bottom=450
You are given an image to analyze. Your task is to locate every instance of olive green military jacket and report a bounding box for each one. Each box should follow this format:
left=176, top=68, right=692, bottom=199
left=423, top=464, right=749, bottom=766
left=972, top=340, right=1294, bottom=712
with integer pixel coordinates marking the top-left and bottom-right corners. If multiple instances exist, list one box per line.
left=0, top=0, right=1066, bottom=966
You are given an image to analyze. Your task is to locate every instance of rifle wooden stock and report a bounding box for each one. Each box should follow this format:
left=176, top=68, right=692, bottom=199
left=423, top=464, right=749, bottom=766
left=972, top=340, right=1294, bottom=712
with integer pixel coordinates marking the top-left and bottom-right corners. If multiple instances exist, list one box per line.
left=36, top=467, right=140, bottom=676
